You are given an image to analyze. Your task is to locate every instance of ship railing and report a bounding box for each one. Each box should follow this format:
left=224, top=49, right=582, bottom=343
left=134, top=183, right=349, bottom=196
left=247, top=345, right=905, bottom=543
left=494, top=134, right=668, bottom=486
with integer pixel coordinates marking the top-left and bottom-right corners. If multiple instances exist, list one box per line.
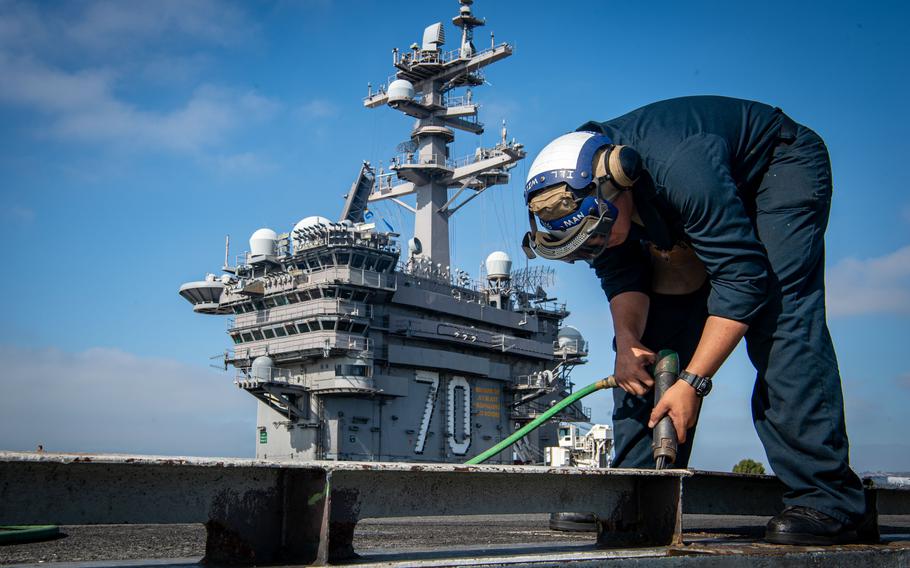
left=387, top=148, right=508, bottom=173
left=398, top=261, right=484, bottom=294
left=389, top=152, right=449, bottom=169
left=392, top=43, right=507, bottom=74
left=228, top=299, right=373, bottom=330
left=365, top=85, right=477, bottom=111
left=224, top=272, right=308, bottom=298
left=367, top=42, right=511, bottom=104
left=554, top=338, right=589, bottom=356
left=447, top=146, right=509, bottom=170
left=524, top=299, right=568, bottom=315
left=374, top=170, right=398, bottom=193
left=512, top=400, right=549, bottom=419
left=235, top=366, right=303, bottom=386
left=442, top=93, right=476, bottom=108
left=340, top=267, right=396, bottom=289
left=513, top=398, right=589, bottom=421
left=513, top=374, right=536, bottom=388
left=514, top=371, right=563, bottom=390
left=301, top=266, right=397, bottom=290
left=227, top=334, right=374, bottom=362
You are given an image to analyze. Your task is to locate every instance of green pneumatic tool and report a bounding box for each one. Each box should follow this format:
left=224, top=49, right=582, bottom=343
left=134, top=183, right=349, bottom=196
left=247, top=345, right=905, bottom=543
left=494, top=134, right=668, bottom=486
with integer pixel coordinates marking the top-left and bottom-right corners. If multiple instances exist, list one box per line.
left=650, top=350, right=680, bottom=470
left=466, top=349, right=681, bottom=469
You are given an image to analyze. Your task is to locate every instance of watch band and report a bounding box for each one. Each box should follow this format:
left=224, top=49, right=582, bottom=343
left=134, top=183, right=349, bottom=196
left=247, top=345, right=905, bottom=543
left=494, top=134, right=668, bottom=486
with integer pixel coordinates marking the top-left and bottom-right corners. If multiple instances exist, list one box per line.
left=679, top=370, right=712, bottom=397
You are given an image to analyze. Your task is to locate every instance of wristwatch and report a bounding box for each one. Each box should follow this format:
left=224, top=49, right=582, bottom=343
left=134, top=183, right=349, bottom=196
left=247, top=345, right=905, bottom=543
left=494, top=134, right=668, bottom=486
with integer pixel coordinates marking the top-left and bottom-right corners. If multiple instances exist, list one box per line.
left=679, top=371, right=712, bottom=397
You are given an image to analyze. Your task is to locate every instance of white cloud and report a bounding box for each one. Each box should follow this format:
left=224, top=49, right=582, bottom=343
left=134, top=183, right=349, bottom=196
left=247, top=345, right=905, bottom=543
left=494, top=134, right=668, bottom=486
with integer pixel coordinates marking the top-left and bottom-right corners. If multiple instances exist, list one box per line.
left=0, top=1, right=276, bottom=155
left=826, top=245, right=910, bottom=317
left=0, top=0, right=252, bottom=56
left=0, top=53, right=280, bottom=152
left=0, top=345, right=255, bottom=457
left=0, top=53, right=114, bottom=113
left=139, top=53, right=213, bottom=86
left=66, top=0, right=252, bottom=51
left=0, top=1, right=48, bottom=55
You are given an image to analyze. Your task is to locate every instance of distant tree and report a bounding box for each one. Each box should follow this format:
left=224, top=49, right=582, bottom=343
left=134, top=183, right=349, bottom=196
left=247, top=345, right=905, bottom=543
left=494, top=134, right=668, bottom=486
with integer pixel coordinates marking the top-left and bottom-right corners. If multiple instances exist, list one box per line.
left=733, top=459, right=766, bottom=474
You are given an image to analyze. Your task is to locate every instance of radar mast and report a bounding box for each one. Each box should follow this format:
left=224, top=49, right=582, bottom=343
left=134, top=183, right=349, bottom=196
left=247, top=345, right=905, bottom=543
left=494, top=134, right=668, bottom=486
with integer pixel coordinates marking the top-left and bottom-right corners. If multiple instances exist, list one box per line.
left=364, top=0, right=525, bottom=269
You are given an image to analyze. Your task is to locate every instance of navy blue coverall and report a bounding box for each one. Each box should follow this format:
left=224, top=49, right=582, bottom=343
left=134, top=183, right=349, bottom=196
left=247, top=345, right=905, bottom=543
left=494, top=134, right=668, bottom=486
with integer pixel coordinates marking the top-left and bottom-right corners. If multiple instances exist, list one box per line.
left=579, top=96, right=865, bottom=524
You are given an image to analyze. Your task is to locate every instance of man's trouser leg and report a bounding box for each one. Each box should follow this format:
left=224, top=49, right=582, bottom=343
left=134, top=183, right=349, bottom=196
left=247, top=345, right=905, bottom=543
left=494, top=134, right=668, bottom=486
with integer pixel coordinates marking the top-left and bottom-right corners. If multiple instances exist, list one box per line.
left=746, top=125, right=865, bottom=524
left=611, top=286, right=709, bottom=468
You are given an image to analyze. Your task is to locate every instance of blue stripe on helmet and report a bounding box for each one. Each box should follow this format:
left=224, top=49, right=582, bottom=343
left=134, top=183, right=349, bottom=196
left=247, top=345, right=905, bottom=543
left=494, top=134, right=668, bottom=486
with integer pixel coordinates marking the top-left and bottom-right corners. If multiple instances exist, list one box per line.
left=541, top=195, right=612, bottom=231
left=524, top=133, right=613, bottom=202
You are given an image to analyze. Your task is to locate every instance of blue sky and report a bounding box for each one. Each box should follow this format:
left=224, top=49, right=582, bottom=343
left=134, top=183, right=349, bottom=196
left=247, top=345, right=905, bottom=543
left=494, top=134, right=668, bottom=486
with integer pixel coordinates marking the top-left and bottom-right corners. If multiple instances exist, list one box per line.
left=1, top=0, right=908, bottom=472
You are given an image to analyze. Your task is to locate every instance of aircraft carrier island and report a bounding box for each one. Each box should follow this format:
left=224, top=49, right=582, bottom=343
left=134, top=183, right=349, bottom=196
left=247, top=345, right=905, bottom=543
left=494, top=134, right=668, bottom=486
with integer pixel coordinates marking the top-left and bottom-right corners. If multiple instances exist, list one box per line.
left=2, top=2, right=908, bottom=567
left=178, top=0, right=594, bottom=464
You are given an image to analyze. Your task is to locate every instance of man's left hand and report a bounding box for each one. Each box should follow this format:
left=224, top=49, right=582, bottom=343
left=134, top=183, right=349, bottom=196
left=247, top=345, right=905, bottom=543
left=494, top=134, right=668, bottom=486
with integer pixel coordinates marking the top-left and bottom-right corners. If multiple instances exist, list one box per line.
left=648, top=380, right=701, bottom=443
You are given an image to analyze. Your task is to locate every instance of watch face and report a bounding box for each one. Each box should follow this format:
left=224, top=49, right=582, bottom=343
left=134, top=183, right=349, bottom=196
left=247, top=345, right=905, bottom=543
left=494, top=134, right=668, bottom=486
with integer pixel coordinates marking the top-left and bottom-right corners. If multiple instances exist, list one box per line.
left=698, top=377, right=712, bottom=397
left=681, top=372, right=711, bottom=397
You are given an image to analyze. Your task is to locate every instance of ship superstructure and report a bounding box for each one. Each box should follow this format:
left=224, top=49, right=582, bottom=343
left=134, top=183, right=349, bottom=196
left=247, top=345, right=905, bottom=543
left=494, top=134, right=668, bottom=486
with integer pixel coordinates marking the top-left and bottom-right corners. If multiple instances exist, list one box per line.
left=545, top=423, right=614, bottom=469
left=179, top=0, right=590, bottom=463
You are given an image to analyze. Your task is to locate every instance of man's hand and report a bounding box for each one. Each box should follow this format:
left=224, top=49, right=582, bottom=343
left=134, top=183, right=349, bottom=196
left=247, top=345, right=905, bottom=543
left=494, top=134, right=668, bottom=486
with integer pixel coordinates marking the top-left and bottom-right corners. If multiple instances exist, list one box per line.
left=648, top=380, right=701, bottom=443
left=614, top=339, right=656, bottom=396
left=609, top=291, right=652, bottom=395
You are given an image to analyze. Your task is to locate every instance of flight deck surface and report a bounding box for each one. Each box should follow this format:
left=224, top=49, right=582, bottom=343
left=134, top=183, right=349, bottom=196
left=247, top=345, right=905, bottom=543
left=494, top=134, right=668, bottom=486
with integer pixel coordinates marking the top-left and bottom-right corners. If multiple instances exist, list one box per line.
left=3, top=514, right=909, bottom=567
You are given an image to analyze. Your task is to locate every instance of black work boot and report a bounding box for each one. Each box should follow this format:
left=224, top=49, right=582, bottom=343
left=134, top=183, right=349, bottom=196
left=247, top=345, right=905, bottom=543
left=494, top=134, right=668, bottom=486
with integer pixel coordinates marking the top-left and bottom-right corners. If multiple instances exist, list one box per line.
left=765, top=506, right=860, bottom=545
left=549, top=512, right=597, bottom=532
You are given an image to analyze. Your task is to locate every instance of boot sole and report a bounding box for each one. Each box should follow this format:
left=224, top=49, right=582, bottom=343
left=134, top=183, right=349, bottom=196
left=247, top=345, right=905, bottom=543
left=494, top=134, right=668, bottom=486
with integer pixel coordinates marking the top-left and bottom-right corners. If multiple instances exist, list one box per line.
left=765, top=529, right=858, bottom=546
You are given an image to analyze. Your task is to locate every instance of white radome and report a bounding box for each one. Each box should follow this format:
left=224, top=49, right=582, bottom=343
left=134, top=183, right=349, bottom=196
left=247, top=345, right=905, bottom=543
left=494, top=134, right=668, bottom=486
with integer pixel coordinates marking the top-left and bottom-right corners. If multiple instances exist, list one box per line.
left=249, top=228, right=277, bottom=258
left=485, top=251, right=512, bottom=280
left=292, top=216, right=332, bottom=253
left=557, top=325, right=585, bottom=350
left=387, top=79, right=416, bottom=103
left=251, top=356, right=275, bottom=381
left=294, top=216, right=331, bottom=234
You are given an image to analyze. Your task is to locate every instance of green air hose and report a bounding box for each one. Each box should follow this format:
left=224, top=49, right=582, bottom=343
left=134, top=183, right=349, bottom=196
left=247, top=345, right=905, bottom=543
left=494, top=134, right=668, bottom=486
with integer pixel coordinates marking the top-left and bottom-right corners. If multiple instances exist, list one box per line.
left=466, top=376, right=618, bottom=465
left=0, top=525, right=60, bottom=544
left=466, top=349, right=680, bottom=467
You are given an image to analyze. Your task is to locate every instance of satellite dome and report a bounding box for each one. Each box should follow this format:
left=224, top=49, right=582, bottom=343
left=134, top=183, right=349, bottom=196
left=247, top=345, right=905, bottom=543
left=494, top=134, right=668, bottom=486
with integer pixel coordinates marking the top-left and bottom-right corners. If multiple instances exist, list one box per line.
left=249, top=228, right=277, bottom=258
left=294, top=216, right=331, bottom=234
left=387, top=79, right=416, bottom=103
left=485, top=251, right=512, bottom=281
left=557, top=326, right=586, bottom=352
left=292, top=216, right=331, bottom=252
left=251, top=356, right=274, bottom=381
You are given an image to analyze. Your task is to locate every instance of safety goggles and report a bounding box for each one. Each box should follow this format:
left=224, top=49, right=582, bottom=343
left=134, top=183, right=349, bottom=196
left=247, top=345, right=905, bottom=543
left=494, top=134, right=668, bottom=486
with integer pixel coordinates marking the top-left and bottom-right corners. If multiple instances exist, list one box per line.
left=522, top=196, right=618, bottom=263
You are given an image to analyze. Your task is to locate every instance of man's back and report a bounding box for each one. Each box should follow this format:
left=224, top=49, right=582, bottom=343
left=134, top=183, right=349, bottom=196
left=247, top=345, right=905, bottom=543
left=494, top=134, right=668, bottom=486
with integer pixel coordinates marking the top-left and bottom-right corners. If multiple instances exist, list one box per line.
left=579, top=95, right=786, bottom=188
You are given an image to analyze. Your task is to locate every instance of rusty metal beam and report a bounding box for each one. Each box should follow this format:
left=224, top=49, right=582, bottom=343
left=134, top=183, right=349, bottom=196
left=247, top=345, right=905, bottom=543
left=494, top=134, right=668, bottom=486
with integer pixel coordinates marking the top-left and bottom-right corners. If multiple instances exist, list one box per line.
left=0, top=453, right=328, bottom=564
left=3, top=453, right=906, bottom=565
left=0, top=452, right=688, bottom=565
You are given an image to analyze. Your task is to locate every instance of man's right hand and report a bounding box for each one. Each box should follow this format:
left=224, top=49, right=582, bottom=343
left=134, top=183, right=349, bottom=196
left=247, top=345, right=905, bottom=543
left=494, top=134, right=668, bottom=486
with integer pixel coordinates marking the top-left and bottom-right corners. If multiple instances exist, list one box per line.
left=614, top=339, right=656, bottom=396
